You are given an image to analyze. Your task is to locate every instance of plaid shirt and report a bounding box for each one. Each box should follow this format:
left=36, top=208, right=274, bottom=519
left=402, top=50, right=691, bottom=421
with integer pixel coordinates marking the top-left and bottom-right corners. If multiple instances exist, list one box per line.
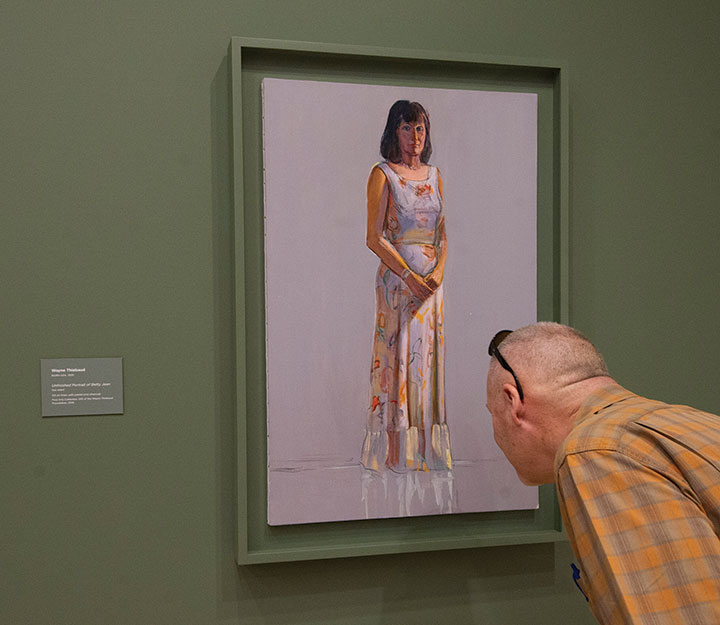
left=555, top=383, right=720, bottom=624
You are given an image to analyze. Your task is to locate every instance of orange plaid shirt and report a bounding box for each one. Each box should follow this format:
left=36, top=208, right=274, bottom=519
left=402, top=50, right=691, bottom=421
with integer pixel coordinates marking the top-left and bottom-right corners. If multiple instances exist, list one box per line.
left=555, top=383, right=720, bottom=624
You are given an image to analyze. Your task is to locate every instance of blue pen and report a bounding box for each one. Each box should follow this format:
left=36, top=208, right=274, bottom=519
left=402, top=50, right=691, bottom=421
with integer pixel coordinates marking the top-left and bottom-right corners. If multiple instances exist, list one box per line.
left=571, top=563, right=589, bottom=602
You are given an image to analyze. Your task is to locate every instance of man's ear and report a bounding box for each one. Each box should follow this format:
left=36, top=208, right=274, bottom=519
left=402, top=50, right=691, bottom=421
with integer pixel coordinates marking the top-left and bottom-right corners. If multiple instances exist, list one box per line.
left=502, top=383, right=525, bottom=425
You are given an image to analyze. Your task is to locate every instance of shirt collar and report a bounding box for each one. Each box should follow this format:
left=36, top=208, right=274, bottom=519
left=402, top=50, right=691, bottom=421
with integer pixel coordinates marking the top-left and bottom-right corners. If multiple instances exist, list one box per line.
left=554, top=382, right=637, bottom=475
left=573, top=381, right=636, bottom=426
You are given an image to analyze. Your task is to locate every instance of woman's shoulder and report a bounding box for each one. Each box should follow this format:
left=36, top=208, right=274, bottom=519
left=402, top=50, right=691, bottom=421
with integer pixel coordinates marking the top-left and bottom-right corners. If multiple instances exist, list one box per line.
left=421, top=164, right=439, bottom=183
left=367, top=163, right=391, bottom=195
left=369, top=161, right=390, bottom=179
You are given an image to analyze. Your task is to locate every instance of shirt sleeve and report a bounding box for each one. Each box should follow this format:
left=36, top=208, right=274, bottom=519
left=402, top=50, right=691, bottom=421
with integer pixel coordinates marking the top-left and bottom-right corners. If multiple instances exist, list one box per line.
left=556, top=450, right=720, bottom=625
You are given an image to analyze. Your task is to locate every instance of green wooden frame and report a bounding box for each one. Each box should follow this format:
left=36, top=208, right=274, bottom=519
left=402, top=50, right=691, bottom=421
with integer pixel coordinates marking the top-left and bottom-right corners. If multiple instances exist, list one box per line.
left=231, top=36, right=569, bottom=565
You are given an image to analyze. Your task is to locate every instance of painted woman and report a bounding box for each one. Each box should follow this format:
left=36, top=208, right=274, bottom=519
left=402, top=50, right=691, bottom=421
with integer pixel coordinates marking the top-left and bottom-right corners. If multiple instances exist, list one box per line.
left=361, top=100, right=451, bottom=480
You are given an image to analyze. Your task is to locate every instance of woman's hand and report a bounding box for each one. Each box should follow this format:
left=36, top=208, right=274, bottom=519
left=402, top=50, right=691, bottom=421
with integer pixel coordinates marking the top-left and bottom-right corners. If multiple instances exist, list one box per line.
left=424, top=266, right=444, bottom=292
left=404, top=270, right=433, bottom=300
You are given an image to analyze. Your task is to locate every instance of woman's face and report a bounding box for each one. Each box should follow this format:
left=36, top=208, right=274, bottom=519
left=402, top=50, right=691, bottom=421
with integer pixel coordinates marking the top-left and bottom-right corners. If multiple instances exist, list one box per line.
left=396, top=118, right=426, bottom=159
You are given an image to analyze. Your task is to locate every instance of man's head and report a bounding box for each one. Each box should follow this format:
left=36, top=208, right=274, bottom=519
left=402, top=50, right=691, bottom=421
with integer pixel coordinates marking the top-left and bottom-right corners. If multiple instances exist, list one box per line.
left=486, top=322, right=612, bottom=485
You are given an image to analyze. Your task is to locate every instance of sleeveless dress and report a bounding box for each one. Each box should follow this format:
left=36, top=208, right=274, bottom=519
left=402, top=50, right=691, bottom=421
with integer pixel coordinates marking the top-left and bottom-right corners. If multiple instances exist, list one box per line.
left=361, top=162, right=452, bottom=474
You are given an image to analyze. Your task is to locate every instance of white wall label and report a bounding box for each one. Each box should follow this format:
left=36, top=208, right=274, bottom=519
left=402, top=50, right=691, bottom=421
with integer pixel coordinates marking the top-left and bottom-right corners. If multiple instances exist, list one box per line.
left=41, top=358, right=124, bottom=417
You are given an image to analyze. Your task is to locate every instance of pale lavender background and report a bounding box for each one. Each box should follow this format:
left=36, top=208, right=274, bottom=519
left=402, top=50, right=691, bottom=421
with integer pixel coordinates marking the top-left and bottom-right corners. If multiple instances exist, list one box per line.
left=262, top=78, right=538, bottom=525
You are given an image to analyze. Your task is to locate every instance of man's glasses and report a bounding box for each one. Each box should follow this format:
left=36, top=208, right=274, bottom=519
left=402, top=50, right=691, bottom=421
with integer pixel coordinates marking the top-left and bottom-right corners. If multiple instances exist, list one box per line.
left=488, top=330, right=524, bottom=401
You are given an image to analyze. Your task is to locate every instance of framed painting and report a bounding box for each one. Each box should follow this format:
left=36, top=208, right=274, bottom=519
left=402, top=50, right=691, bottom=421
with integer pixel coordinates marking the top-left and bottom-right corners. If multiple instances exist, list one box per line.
left=232, top=37, right=569, bottom=564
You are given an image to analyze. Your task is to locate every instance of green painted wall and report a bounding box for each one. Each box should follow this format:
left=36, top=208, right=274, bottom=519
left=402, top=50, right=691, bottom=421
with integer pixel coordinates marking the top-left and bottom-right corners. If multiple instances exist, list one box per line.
left=2, top=2, right=718, bottom=624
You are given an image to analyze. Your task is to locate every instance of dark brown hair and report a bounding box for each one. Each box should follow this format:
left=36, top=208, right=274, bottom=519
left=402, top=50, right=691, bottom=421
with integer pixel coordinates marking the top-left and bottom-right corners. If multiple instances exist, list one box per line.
left=380, top=100, right=432, bottom=163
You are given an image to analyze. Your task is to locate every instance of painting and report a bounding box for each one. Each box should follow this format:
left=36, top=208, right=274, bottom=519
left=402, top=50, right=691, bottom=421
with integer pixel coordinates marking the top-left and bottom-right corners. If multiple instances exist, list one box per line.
left=262, top=77, right=538, bottom=526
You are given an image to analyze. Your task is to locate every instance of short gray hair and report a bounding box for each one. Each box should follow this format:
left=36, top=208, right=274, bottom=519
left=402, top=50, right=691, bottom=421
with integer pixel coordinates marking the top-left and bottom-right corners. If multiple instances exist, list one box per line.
left=493, top=322, right=609, bottom=388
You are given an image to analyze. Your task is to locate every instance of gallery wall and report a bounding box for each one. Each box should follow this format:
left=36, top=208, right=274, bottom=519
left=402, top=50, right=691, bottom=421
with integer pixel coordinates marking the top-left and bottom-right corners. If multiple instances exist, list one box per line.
left=2, top=2, right=718, bottom=624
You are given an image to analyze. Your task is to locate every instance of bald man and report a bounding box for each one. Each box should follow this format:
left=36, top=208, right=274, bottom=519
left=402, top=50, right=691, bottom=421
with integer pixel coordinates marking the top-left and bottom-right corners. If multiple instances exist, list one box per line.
left=485, top=322, right=720, bottom=624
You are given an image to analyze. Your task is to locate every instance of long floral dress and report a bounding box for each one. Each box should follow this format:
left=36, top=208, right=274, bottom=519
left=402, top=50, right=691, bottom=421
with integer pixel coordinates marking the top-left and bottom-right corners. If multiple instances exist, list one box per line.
left=361, top=162, right=452, bottom=474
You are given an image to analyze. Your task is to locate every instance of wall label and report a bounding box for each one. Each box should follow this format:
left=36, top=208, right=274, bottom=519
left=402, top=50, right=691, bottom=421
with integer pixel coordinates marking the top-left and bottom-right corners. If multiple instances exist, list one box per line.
left=41, top=357, right=124, bottom=417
